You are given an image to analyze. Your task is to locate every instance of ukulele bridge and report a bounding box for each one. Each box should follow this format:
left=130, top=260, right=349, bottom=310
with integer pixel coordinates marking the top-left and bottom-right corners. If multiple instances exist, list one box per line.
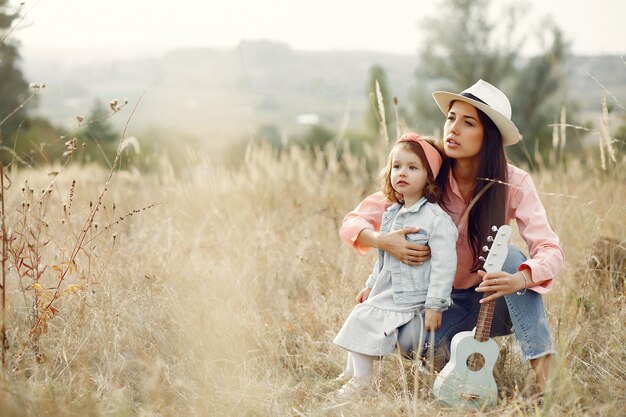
left=461, top=393, right=481, bottom=402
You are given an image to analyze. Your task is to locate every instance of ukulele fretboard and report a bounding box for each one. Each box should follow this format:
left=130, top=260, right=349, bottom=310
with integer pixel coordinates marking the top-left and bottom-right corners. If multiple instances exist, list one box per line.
left=474, top=294, right=495, bottom=342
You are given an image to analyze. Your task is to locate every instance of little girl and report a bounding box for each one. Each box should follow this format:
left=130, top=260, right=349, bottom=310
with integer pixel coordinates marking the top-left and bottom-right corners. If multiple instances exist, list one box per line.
left=333, top=132, right=458, bottom=399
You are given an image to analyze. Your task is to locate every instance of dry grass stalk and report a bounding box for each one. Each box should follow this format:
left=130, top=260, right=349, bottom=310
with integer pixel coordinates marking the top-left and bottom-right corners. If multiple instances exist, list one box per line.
left=599, top=95, right=618, bottom=169
left=0, top=140, right=621, bottom=416
left=375, top=80, right=389, bottom=145
left=0, top=132, right=7, bottom=369
left=559, top=106, right=567, bottom=162
left=0, top=88, right=154, bottom=375
left=0, top=70, right=623, bottom=417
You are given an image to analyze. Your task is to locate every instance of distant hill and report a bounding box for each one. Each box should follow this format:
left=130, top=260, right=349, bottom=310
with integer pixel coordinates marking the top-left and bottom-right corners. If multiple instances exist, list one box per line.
left=21, top=41, right=626, bottom=145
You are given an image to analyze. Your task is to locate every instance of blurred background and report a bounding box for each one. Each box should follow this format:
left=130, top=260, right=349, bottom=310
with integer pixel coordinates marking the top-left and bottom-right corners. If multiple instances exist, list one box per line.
left=1, top=3, right=624, bottom=416
left=2, top=0, right=626, bottom=170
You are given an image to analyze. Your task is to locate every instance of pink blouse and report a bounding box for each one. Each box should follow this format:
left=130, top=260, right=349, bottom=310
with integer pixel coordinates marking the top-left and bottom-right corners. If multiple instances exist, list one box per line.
left=340, top=164, right=564, bottom=294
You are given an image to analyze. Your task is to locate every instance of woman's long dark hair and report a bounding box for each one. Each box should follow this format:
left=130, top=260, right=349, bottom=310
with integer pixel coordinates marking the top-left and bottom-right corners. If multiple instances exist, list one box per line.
left=436, top=104, right=509, bottom=272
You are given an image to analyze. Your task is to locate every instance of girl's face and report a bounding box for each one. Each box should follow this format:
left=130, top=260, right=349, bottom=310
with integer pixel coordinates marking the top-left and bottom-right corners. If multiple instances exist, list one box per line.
left=390, top=145, right=428, bottom=205
left=443, top=100, right=484, bottom=161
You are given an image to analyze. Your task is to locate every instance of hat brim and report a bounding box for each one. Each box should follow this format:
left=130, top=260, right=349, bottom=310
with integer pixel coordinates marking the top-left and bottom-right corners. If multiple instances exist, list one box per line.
left=432, top=91, right=521, bottom=146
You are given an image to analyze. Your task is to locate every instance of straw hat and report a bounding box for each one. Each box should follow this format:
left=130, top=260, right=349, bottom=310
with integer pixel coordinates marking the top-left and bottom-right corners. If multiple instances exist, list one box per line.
left=432, top=79, right=521, bottom=146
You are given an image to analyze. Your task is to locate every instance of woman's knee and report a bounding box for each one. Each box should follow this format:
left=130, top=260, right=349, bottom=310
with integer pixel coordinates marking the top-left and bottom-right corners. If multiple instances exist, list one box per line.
left=502, top=245, right=527, bottom=274
left=396, top=317, right=423, bottom=356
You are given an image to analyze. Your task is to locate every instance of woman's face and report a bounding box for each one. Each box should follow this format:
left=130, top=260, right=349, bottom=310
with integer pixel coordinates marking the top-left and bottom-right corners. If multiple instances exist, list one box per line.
left=443, top=100, right=484, bottom=160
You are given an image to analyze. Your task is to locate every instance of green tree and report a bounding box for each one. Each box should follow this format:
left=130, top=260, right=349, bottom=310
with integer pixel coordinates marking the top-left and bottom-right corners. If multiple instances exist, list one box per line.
left=77, top=99, right=119, bottom=165
left=419, top=0, right=519, bottom=89
left=412, top=0, right=521, bottom=136
left=365, top=65, right=394, bottom=141
left=298, top=125, right=335, bottom=150
left=11, top=117, right=66, bottom=166
left=83, top=99, right=118, bottom=143
left=0, top=1, right=32, bottom=155
left=508, top=24, right=570, bottom=165
left=412, top=0, right=571, bottom=167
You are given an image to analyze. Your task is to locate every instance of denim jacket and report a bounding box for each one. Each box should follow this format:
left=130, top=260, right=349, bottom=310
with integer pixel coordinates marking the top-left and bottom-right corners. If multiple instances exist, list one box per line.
left=365, top=197, right=458, bottom=311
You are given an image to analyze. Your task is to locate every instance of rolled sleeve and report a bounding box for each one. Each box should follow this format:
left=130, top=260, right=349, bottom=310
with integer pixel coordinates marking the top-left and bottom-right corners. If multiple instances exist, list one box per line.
left=339, top=192, right=391, bottom=255
left=425, top=297, right=453, bottom=312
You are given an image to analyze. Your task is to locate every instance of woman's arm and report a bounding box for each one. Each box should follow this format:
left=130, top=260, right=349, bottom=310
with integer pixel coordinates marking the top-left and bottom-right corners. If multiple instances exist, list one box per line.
left=510, top=172, right=565, bottom=293
left=476, top=169, right=564, bottom=300
left=356, top=229, right=431, bottom=265
left=339, top=192, right=430, bottom=264
left=339, top=192, right=389, bottom=254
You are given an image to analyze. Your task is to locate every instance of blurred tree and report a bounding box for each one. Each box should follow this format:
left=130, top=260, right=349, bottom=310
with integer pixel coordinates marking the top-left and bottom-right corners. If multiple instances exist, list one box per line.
left=419, top=0, right=519, bottom=89
left=365, top=65, right=394, bottom=141
left=256, top=124, right=282, bottom=149
left=507, top=24, right=570, bottom=165
left=11, top=117, right=66, bottom=166
left=411, top=0, right=572, bottom=167
left=83, top=99, right=118, bottom=143
left=299, top=125, right=335, bottom=149
left=0, top=1, right=33, bottom=160
left=77, top=99, right=119, bottom=166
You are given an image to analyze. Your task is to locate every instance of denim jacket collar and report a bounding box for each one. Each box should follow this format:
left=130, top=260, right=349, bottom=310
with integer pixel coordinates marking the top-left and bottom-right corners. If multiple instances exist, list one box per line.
left=386, top=197, right=428, bottom=214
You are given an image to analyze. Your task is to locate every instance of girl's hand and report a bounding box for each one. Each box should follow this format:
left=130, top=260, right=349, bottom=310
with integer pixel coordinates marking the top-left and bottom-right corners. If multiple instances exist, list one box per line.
left=424, top=309, right=442, bottom=331
left=378, top=227, right=431, bottom=265
left=475, top=270, right=528, bottom=303
left=355, top=287, right=372, bottom=304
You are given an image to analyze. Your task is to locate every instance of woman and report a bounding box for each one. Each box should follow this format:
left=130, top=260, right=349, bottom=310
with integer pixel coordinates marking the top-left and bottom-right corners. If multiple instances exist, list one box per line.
left=339, top=80, right=564, bottom=395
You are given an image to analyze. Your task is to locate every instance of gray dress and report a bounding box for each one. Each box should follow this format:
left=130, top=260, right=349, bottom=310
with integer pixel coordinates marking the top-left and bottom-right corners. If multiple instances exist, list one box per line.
left=333, top=267, right=424, bottom=356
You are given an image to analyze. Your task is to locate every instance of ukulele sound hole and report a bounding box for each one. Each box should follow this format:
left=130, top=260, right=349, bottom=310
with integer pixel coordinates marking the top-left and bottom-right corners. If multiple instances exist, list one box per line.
left=466, top=353, right=485, bottom=371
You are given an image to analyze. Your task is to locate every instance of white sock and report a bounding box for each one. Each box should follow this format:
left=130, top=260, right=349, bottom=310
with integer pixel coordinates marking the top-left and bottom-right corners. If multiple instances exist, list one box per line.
left=351, top=351, right=374, bottom=382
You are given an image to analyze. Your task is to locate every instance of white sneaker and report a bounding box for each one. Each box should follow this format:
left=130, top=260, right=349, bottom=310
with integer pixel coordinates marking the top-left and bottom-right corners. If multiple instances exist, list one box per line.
left=335, top=377, right=371, bottom=400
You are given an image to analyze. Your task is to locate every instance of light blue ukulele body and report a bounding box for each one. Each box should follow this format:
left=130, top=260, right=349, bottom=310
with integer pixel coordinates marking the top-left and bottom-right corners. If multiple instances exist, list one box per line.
left=432, top=330, right=499, bottom=407
left=433, top=225, right=511, bottom=409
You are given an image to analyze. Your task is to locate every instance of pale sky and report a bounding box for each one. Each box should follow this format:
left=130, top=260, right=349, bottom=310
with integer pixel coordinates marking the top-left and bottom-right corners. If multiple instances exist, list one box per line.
left=11, top=0, right=626, bottom=56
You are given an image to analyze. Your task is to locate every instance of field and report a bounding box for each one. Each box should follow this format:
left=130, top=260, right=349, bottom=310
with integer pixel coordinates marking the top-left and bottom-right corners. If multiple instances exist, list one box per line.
left=0, top=138, right=623, bottom=417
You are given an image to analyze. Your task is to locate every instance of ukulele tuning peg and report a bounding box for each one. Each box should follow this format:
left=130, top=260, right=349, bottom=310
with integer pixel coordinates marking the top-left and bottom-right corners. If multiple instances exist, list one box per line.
left=491, top=225, right=498, bottom=232
left=482, top=245, right=489, bottom=252
left=478, top=256, right=486, bottom=262
left=487, top=236, right=494, bottom=242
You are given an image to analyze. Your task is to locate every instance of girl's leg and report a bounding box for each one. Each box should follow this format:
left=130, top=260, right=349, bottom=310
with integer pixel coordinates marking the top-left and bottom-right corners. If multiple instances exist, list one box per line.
left=351, top=352, right=374, bottom=381
left=336, top=352, right=375, bottom=399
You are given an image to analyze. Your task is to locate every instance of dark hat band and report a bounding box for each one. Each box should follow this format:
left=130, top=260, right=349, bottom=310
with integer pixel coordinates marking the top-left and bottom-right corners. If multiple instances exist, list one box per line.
left=460, top=92, right=488, bottom=106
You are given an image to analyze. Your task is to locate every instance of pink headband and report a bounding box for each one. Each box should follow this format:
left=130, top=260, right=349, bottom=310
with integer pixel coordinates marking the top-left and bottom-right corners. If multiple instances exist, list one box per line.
left=396, top=132, right=443, bottom=178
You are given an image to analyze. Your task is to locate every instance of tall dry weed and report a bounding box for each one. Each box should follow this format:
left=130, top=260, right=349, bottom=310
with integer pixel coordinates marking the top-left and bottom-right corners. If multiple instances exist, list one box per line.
left=0, top=94, right=623, bottom=417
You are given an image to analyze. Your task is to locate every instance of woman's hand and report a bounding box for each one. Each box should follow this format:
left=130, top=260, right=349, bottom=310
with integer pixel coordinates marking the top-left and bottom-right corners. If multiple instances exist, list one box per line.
left=424, top=309, right=442, bottom=331
left=475, top=270, right=528, bottom=302
left=355, top=287, right=372, bottom=304
left=377, top=228, right=431, bottom=265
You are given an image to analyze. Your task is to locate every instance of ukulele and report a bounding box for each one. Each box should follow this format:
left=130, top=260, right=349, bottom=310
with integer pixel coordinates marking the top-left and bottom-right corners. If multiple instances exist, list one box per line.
left=432, top=225, right=511, bottom=408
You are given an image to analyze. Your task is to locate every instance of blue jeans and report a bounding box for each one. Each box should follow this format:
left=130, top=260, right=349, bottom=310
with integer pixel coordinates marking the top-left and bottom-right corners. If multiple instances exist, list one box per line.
left=397, top=246, right=555, bottom=365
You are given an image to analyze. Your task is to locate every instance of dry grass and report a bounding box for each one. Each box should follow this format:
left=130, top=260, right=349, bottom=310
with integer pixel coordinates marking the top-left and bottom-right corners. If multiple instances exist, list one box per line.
left=0, top=141, right=623, bottom=417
